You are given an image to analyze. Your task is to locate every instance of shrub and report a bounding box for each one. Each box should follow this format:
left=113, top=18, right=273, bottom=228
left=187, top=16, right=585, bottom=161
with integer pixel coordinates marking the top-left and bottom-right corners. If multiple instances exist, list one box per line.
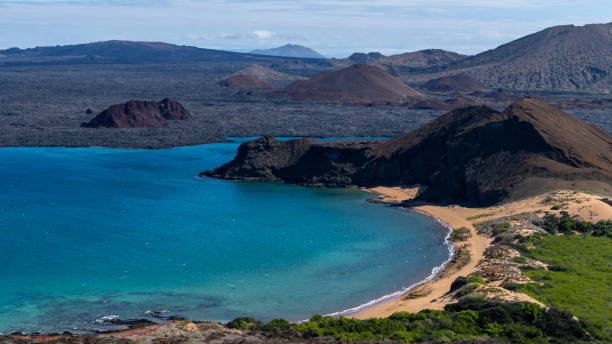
left=494, top=221, right=511, bottom=235
left=226, top=317, right=260, bottom=331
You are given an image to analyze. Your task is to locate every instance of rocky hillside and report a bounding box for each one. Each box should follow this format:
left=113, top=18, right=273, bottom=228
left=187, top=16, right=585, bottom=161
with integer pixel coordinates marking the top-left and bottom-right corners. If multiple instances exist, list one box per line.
left=205, top=98, right=612, bottom=205
left=438, top=23, right=612, bottom=91
left=81, top=98, right=191, bottom=128
left=268, top=64, right=422, bottom=103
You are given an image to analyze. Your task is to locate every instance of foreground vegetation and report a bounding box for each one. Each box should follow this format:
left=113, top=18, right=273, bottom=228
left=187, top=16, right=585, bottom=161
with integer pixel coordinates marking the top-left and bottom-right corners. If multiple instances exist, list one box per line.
left=519, top=233, right=612, bottom=341
left=229, top=298, right=590, bottom=343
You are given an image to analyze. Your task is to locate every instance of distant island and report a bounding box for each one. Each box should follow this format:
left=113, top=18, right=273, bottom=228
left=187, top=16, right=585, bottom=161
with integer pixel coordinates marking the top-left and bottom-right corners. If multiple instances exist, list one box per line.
left=250, top=44, right=326, bottom=59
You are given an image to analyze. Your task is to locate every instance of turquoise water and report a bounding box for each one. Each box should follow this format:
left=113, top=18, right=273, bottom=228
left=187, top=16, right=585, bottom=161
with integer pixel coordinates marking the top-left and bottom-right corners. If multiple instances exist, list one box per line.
left=0, top=139, right=450, bottom=333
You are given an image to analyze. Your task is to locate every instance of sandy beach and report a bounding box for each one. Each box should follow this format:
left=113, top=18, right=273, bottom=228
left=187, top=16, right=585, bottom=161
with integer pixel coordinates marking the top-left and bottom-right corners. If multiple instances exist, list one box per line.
left=351, top=187, right=612, bottom=319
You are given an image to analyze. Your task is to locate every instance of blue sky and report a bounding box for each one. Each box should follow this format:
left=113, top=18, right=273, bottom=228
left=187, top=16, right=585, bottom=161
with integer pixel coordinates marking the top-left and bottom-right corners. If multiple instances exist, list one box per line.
left=0, top=0, right=610, bottom=57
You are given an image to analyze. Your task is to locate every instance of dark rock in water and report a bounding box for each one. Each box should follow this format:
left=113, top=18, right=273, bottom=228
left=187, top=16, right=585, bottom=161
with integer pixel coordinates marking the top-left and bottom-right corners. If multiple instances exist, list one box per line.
left=205, top=98, right=612, bottom=205
left=218, top=74, right=275, bottom=89
left=81, top=98, right=191, bottom=128
left=85, top=108, right=94, bottom=114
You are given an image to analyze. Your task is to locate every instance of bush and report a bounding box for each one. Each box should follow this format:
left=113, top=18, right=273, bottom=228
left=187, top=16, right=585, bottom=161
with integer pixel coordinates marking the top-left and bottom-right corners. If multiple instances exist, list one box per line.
left=226, top=317, right=260, bottom=331
left=455, top=283, right=479, bottom=298
left=494, top=221, right=511, bottom=235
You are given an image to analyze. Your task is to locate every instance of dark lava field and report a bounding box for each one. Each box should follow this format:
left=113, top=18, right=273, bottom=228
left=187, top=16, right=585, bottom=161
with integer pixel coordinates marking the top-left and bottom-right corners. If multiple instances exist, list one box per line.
left=0, top=63, right=610, bottom=148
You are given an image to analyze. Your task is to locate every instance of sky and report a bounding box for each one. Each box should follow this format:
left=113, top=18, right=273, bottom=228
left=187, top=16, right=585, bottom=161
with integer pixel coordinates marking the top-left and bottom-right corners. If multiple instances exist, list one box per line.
left=0, top=0, right=610, bottom=57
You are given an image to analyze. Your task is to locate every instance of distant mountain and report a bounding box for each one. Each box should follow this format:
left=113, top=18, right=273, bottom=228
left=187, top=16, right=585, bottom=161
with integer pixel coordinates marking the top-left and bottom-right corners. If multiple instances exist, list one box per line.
left=330, top=49, right=466, bottom=71
left=268, top=64, right=422, bottom=103
left=0, top=40, right=322, bottom=66
left=81, top=98, right=191, bottom=128
left=347, top=52, right=386, bottom=64
left=228, top=64, right=305, bottom=81
left=251, top=44, right=326, bottom=59
left=218, top=75, right=275, bottom=89
left=433, top=23, right=612, bottom=92
left=205, top=98, right=612, bottom=205
left=376, top=49, right=468, bottom=71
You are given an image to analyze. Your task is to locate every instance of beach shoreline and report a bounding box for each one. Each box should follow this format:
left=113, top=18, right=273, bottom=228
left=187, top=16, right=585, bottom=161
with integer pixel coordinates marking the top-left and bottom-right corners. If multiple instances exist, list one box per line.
left=349, top=187, right=611, bottom=319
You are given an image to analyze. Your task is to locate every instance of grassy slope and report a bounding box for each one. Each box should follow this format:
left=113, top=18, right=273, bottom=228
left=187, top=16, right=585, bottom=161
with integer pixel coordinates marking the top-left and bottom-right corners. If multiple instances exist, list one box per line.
left=520, top=235, right=612, bottom=340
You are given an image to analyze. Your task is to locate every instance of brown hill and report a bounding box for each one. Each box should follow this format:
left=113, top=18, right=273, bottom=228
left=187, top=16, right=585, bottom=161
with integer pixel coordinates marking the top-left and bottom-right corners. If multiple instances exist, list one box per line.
left=330, top=49, right=467, bottom=74
left=421, top=73, right=487, bottom=93
left=218, top=74, right=275, bottom=88
left=442, top=23, right=612, bottom=91
left=268, top=64, right=422, bottom=103
left=81, top=98, right=191, bottom=128
left=205, top=98, right=612, bottom=205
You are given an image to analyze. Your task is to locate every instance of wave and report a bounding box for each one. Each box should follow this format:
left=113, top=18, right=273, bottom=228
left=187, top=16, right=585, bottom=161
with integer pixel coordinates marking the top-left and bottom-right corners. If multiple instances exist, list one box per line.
left=321, top=209, right=456, bottom=319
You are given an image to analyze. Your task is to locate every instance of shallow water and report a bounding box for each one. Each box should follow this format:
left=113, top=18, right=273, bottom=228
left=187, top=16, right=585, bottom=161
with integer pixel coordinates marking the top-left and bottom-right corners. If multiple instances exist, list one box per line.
left=0, top=138, right=449, bottom=333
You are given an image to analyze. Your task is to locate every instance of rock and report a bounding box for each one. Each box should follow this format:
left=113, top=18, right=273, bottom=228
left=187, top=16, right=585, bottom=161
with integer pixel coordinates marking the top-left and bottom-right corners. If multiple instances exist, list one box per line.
left=81, top=98, right=191, bottom=128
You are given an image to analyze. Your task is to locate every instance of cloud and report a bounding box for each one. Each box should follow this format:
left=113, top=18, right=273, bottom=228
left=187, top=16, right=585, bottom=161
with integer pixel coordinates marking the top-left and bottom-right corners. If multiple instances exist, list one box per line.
left=251, top=30, right=276, bottom=40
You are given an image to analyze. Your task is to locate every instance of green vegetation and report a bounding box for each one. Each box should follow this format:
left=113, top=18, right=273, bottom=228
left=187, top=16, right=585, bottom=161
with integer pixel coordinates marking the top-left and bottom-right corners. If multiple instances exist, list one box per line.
left=494, top=221, right=512, bottom=235
left=513, top=256, right=528, bottom=264
left=450, top=226, right=470, bottom=242
left=519, top=234, right=612, bottom=341
left=466, top=212, right=496, bottom=221
left=533, top=212, right=611, bottom=237
left=229, top=298, right=590, bottom=343
left=550, top=203, right=567, bottom=210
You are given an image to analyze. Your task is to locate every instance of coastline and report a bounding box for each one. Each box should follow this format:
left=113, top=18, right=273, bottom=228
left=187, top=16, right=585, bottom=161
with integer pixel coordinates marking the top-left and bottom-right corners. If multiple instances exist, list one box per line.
left=323, top=207, right=456, bottom=318
left=2, top=187, right=610, bottom=335
left=349, top=187, right=611, bottom=319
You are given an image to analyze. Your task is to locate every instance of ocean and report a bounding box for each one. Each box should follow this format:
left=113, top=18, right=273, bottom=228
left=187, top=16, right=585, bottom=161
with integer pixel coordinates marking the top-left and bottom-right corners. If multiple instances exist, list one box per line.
left=0, top=138, right=451, bottom=333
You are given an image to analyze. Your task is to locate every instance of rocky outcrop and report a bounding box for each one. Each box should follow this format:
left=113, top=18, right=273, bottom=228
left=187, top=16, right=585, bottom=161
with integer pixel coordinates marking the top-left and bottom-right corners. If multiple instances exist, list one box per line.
left=218, top=75, right=275, bottom=88
left=205, top=98, right=612, bottom=205
left=81, top=98, right=191, bottom=128
left=268, top=64, right=422, bottom=103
